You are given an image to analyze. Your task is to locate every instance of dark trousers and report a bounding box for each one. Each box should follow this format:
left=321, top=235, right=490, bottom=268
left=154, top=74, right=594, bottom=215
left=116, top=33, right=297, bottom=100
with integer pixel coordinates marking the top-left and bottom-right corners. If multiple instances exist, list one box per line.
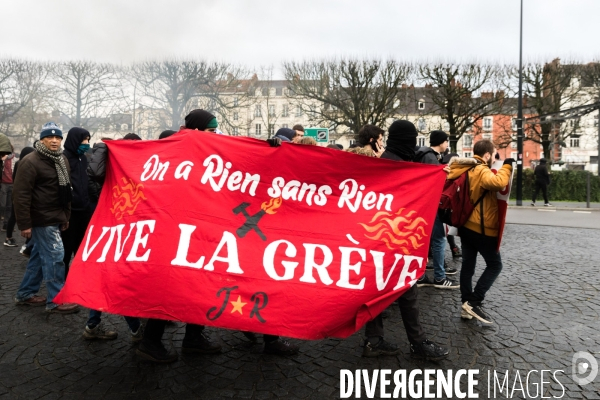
left=458, top=227, right=503, bottom=304
left=142, top=319, right=206, bottom=346
left=447, top=234, right=456, bottom=249
left=532, top=182, right=549, bottom=204
left=6, top=207, right=16, bottom=238
left=61, top=209, right=92, bottom=275
left=364, top=285, right=426, bottom=345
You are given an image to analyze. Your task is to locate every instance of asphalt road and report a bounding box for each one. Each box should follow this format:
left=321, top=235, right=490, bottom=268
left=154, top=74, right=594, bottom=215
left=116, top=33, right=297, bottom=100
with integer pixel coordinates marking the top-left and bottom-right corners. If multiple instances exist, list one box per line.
left=506, top=207, right=600, bottom=229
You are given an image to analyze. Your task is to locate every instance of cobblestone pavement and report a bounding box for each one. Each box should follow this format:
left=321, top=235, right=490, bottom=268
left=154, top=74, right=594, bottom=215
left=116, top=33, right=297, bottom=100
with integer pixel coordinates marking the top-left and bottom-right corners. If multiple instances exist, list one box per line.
left=0, top=224, right=599, bottom=399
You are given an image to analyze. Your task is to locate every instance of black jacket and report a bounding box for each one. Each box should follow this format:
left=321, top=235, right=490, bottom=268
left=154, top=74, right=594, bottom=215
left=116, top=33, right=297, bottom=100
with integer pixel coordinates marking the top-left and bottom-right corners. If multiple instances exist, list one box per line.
left=87, top=142, right=108, bottom=204
left=534, top=164, right=550, bottom=185
left=414, top=146, right=440, bottom=165
left=63, top=128, right=91, bottom=211
left=381, top=150, right=409, bottom=162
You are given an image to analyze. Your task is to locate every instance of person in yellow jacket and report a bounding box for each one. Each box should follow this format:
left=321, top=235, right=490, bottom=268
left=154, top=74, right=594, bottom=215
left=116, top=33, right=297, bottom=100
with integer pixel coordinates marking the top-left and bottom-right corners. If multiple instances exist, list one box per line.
left=447, top=139, right=514, bottom=324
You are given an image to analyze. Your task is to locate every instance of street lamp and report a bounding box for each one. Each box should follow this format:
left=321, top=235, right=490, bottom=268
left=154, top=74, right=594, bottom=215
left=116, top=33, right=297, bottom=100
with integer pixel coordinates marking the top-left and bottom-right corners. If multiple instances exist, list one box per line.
left=516, top=0, right=524, bottom=206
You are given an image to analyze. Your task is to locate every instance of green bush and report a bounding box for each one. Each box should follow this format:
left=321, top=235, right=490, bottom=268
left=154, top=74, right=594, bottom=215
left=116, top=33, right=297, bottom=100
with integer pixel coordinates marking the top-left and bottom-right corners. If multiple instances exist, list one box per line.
left=509, top=170, right=600, bottom=202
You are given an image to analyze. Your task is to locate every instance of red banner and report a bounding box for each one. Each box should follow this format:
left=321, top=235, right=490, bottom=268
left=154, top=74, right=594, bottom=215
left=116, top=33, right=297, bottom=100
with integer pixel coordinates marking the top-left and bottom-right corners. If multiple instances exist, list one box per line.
left=55, top=130, right=446, bottom=339
left=491, top=160, right=514, bottom=251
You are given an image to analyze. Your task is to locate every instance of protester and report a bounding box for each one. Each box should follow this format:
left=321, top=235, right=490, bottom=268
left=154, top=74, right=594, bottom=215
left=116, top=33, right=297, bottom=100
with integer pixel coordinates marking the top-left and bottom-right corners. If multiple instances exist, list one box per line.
left=356, top=124, right=385, bottom=157
left=0, top=135, right=13, bottom=237
left=297, top=136, right=317, bottom=146
left=4, top=147, right=35, bottom=247
left=346, top=146, right=375, bottom=157
left=1, top=144, right=14, bottom=231
left=273, top=127, right=296, bottom=143
left=158, top=130, right=177, bottom=139
left=83, top=135, right=144, bottom=341
left=61, top=128, right=92, bottom=275
left=292, top=124, right=304, bottom=143
left=532, top=158, right=552, bottom=207
left=362, top=120, right=449, bottom=361
left=12, top=122, right=79, bottom=313
left=441, top=151, right=462, bottom=258
left=414, top=130, right=459, bottom=289
left=447, top=139, right=514, bottom=324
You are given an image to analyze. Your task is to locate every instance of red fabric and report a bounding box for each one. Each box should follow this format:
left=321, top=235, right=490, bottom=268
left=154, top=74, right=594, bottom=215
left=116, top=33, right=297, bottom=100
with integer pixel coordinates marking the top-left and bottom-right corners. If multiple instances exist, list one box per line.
left=1, top=156, right=12, bottom=183
left=55, top=130, right=446, bottom=340
left=491, top=161, right=514, bottom=252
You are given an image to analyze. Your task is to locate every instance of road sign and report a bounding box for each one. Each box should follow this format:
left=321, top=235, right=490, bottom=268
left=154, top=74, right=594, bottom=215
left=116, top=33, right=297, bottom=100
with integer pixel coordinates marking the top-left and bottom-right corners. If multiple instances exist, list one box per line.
left=304, top=128, right=329, bottom=143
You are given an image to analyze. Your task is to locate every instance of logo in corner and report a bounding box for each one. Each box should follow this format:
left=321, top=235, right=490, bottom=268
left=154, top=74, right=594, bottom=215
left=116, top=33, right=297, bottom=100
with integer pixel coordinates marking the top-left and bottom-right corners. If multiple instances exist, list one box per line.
left=111, top=177, right=147, bottom=220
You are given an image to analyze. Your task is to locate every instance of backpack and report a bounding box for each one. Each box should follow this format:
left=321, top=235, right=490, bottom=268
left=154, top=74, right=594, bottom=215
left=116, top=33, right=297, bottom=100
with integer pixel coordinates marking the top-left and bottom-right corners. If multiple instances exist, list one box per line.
left=438, top=165, right=488, bottom=229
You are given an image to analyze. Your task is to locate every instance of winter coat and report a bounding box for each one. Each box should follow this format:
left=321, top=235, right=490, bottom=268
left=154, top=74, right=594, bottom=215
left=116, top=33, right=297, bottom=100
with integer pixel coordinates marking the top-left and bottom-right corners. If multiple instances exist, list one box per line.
left=447, top=155, right=512, bottom=237
left=414, top=146, right=440, bottom=165
left=534, top=164, right=550, bottom=185
left=13, top=150, right=71, bottom=230
left=381, top=150, right=408, bottom=162
left=0, top=133, right=11, bottom=174
left=87, top=142, right=108, bottom=204
left=63, top=128, right=91, bottom=211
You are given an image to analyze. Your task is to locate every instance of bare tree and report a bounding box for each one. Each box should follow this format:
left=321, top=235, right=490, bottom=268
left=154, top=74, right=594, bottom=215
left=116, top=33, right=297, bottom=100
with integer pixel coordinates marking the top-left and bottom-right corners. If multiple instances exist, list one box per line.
left=283, top=58, right=411, bottom=134
left=416, top=62, right=505, bottom=152
left=49, top=60, right=126, bottom=131
left=132, top=59, right=250, bottom=132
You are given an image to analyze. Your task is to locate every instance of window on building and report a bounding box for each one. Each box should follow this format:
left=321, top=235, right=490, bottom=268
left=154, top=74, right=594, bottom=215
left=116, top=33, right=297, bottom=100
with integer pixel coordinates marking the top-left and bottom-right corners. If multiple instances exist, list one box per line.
left=511, top=118, right=518, bottom=131
left=482, top=133, right=492, bottom=141
left=464, top=152, right=472, bottom=158
left=570, top=137, right=580, bottom=148
left=232, top=127, right=239, bottom=136
left=254, top=105, right=262, bottom=117
left=282, top=105, right=289, bottom=117
left=329, top=140, right=336, bottom=145
left=233, top=97, right=238, bottom=107
left=418, top=100, right=425, bottom=110
left=417, top=136, right=426, bottom=147
left=349, top=139, right=356, bottom=145
left=233, top=112, right=238, bottom=121
left=269, top=105, right=276, bottom=117
left=594, top=115, right=598, bottom=127
left=466, top=117, right=474, bottom=131
left=296, top=106, right=302, bottom=117
left=417, top=118, right=426, bottom=132
left=463, top=134, right=473, bottom=148
left=511, top=142, right=517, bottom=149
left=268, top=124, right=275, bottom=135
left=255, top=124, right=262, bottom=135
left=483, top=117, right=493, bottom=131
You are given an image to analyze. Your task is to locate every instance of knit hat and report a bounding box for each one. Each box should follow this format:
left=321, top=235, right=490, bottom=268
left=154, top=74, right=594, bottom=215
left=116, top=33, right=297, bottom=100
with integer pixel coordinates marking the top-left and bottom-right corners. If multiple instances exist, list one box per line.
left=40, top=122, right=63, bottom=140
left=123, top=133, right=142, bottom=140
left=184, top=109, right=217, bottom=131
left=275, top=128, right=296, bottom=142
left=159, top=130, right=177, bottom=139
left=429, top=130, right=449, bottom=146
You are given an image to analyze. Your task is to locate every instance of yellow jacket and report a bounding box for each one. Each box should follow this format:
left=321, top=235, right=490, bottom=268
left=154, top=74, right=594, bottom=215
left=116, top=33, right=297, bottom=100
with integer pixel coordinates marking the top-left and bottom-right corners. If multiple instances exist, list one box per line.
left=447, top=155, right=512, bottom=237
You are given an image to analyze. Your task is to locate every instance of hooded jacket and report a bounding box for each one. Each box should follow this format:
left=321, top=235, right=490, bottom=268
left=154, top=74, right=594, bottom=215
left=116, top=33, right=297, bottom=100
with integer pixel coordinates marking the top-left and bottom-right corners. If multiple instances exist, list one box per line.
left=447, top=155, right=512, bottom=237
left=414, top=146, right=440, bottom=165
left=0, top=134, right=11, bottom=174
left=534, top=162, right=550, bottom=185
left=63, top=128, right=91, bottom=211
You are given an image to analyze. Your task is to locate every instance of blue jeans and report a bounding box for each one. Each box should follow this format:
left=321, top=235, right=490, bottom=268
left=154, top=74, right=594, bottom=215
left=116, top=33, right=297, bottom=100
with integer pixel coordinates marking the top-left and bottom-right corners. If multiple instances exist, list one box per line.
left=458, top=227, right=503, bottom=304
left=87, top=310, right=141, bottom=333
left=431, top=214, right=447, bottom=281
left=16, top=225, right=66, bottom=309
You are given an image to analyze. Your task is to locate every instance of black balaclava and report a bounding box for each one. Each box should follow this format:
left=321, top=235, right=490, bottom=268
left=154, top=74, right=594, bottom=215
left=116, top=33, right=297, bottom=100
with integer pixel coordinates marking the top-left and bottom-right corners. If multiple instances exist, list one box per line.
left=386, top=120, right=418, bottom=161
left=184, top=109, right=216, bottom=131
left=64, top=127, right=90, bottom=155
left=19, top=147, right=35, bottom=160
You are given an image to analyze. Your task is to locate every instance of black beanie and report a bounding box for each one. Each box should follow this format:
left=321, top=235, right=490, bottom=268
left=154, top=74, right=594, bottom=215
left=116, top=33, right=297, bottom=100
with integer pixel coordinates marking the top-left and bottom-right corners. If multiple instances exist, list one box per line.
left=385, top=120, right=418, bottom=161
left=275, top=128, right=296, bottom=141
left=159, top=130, right=177, bottom=139
left=429, top=130, right=449, bottom=146
left=184, top=109, right=216, bottom=131
left=123, top=133, right=142, bottom=141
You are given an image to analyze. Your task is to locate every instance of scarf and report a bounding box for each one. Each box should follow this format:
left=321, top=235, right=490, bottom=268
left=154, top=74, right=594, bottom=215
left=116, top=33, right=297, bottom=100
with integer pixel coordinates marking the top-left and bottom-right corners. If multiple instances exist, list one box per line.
left=35, top=141, right=72, bottom=207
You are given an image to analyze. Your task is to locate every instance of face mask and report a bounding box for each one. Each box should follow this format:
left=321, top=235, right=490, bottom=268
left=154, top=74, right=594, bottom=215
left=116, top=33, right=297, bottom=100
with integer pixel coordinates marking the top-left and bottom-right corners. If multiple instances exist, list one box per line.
left=77, top=144, right=90, bottom=155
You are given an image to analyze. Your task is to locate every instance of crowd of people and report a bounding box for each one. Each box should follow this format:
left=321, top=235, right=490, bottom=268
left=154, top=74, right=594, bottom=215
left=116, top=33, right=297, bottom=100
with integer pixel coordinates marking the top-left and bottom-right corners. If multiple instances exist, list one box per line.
left=0, top=109, right=514, bottom=364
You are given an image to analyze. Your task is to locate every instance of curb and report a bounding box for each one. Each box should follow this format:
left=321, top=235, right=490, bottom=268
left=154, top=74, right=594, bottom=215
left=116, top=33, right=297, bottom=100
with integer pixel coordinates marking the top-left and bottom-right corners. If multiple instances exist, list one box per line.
left=508, top=206, right=600, bottom=212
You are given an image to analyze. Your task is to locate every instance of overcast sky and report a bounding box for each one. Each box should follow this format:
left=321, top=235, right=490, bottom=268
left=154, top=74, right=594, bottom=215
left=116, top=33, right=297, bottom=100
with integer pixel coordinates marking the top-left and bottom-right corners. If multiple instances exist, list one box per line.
left=2, top=0, right=599, bottom=76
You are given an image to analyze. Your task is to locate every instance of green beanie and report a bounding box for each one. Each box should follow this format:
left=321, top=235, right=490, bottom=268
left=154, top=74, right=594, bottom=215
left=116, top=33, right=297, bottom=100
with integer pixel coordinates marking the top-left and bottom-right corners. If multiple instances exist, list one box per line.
left=206, top=118, right=218, bottom=129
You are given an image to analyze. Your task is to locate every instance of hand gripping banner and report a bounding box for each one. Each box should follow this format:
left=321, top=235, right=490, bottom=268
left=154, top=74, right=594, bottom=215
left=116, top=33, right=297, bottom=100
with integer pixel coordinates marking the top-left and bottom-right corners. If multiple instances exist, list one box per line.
left=55, top=130, right=446, bottom=340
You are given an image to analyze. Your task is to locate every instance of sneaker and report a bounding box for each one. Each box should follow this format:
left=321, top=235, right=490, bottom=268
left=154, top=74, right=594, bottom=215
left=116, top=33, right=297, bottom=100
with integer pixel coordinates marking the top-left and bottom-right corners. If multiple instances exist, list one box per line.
left=4, top=238, right=17, bottom=247
left=14, top=295, right=46, bottom=306
left=460, top=309, right=473, bottom=320
left=83, top=324, right=118, bottom=340
left=46, top=303, right=80, bottom=314
left=462, top=301, right=493, bottom=324
left=21, top=245, right=31, bottom=258
left=433, top=277, right=460, bottom=289
left=130, top=325, right=144, bottom=342
left=417, top=275, right=435, bottom=287
left=136, top=341, right=178, bottom=363
left=451, top=247, right=462, bottom=258
left=444, top=262, right=458, bottom=275
left=544, top=203, right=553, bottom=207
left=531, top=202, right=535, bottom=206
left=410, top=339, right=449, bottom=361
left=182, top=331, right=222, bottom=354
left=264, top=338, right=299, bottom=356
left=362, top=337, right=399, bottom=357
